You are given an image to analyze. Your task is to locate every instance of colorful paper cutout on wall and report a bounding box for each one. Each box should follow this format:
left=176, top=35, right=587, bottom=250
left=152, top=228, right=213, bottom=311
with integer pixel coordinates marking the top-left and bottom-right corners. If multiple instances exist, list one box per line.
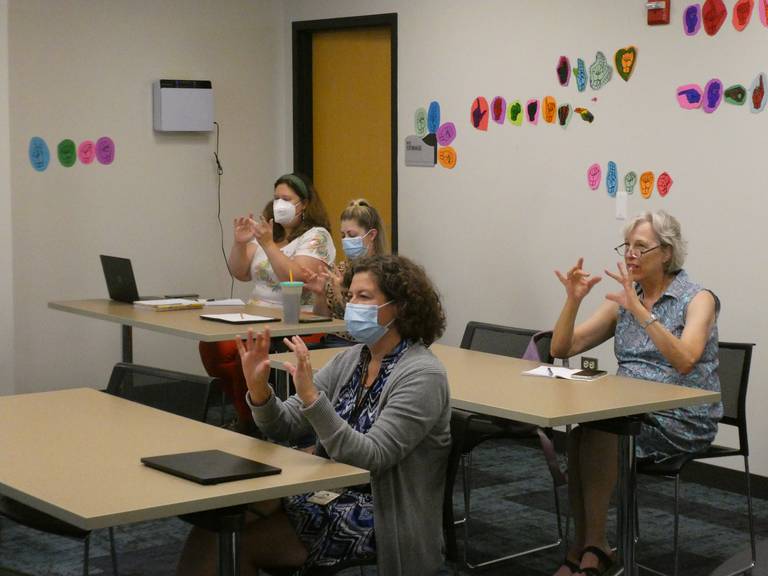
left=750, top=73, right=767, bottom=112
left=78, top=140, right=96, bottom=164
left=677, top=84, right=704, bottom=109
left=405, top=135, right=436, bottom=167
left=760, top=0, right=768, bottom=26
left=703, top=78, right=723, bottom=113
left=508, top=100, right=523, bottom=125
left=29, top=137, right=50, bottom=172
left=684, top=4, right=703, bottom=34
left=558, top=104, right=572, bottom=128
left=57, top=139, right=76, bottom=167
left=557, top=56, right=571, bottom=87
left=436, top=122, right=457, bottom=146
left=587, top=163, right=602, bottom=190
left=574, top=107, right=595, bottom=123
left=640, top=171, right=655, bottom=199
left=470, top=97, right=489, bottom=131
left=733, top=0, right=754, bottom=30
left=96, top=137, right=116, bottom=165
left=491, top=96, right=507, bottom=125
left=427, top=101, right=441, bottom=134
left=657, top=172, right=673, bottom=197
left=526, top=99, right=540, bottom=125
left=624, top=171, right=638, bottom=194
left=415, top=107, right=428, bottom=137
left=575, top=58, right=587, bottom=92
left=606, top=161, right=618, bottom=197
left=702, top=0, right=728, bottom=35
left=437, top=146, right=457, bottom=169
left=589, top=51, right=613, bottom=90
left=542, top=96, right=557, bottom=124
left=725, top=84, right=747, bottom=105
left=614, top=46, right=637, bottom=82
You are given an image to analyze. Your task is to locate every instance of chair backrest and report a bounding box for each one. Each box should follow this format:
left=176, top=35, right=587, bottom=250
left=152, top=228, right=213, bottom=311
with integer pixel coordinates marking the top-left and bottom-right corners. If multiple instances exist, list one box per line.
left=717, top=341, right=754, bottom=452
left=460, top=321, right=539, bottom=358
left=106, top=362, right=217, bottom=422
left=532, top=330, right=554, bottom=364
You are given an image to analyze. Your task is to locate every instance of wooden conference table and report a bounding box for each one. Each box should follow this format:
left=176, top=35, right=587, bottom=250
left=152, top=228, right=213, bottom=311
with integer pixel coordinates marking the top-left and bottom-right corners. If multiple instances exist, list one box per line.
left=49, top=299, right=347, bottom=362
left=0, top=388, right=369, bottom=576
left=270, top=343, right=721, bottom=576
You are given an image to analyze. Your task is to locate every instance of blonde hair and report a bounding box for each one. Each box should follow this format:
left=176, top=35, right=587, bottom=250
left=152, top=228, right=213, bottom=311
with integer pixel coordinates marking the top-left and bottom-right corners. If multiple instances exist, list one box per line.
left=340, top=199, right=386, bottom=255
left=623, top=210, right=687, bottom=273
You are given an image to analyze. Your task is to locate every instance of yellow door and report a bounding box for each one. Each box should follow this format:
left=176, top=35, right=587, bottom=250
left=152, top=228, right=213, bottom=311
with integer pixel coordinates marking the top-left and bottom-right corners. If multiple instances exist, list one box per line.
left=312, top=27, right=392, bottom=259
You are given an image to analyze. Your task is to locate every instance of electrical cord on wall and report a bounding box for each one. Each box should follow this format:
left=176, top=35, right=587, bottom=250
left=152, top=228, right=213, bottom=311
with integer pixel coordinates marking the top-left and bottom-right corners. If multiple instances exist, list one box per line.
left=213, top=121, right=235, bottom=298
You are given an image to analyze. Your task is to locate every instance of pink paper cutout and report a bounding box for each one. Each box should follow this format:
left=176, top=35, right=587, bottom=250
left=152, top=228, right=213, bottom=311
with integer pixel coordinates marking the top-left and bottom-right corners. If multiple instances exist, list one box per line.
left=587, top=163, right=602, bottom=190
left=78, top=140, right=96, bottom=164
left=676, top=84, right=704, bottom=109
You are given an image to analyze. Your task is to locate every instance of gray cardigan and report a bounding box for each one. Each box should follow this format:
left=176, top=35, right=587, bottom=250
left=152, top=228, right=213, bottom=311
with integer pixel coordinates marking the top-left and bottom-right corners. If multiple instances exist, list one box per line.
left=248, top=342, right=451, bottom=576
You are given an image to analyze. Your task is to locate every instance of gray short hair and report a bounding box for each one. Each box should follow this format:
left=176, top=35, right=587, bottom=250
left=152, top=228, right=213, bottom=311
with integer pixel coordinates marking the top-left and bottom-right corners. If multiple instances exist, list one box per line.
left=623, top=210, right=687, bottom=273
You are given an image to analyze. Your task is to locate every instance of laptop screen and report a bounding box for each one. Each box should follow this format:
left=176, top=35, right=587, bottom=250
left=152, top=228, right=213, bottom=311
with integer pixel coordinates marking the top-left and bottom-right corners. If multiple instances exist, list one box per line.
left=100, top=255, right=140, bottom=303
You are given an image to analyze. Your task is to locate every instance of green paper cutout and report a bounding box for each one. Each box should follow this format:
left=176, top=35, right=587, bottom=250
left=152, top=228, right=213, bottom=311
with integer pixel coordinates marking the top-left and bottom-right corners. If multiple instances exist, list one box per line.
left=415, top=108, right=427, bottom=137
left=507, top=100, right=523, bottom=126
left=57, top=139, right=76, bottom=167
left=725, top=84, right=747, bottom=105
left=614, top=46, right=637, bottom=82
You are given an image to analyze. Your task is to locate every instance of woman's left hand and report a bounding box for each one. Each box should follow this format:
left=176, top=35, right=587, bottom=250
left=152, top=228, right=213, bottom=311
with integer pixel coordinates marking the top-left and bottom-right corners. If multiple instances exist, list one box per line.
left=253, top=216, right=275, bottom=248
left=604, top=262, right=643, bottom=316
left=282, top=335, right=319, bottom=406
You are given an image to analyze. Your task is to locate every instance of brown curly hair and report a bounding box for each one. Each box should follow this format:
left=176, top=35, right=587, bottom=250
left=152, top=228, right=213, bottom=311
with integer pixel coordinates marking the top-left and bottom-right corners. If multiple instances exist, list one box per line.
left=343, top=254, right=446, bottom=346
left=263, top=173, right=331, bottom=243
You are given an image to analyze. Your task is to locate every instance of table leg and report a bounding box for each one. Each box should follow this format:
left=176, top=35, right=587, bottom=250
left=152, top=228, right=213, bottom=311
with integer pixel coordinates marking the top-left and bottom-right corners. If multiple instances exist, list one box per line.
left=617, top=433, right=637, bottom=576
left=218, top=530, right=241, bottom=576
left=122, top=325, right=133, bottom=363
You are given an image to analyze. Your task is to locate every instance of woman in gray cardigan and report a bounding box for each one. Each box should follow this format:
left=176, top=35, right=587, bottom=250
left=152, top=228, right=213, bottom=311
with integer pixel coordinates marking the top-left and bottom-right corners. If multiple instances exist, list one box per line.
left=178, top=255, right=451, bottom=576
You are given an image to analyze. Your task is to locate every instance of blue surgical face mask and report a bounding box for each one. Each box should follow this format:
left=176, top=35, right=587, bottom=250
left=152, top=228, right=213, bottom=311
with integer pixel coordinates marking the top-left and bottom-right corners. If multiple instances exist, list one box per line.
left=344, top=300, right=394, bottom=345
left=341, top=230, right=372, bottom=260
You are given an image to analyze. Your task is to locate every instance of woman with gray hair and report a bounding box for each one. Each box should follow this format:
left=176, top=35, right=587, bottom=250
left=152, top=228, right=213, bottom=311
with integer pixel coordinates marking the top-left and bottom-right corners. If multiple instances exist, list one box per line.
left=549, top=210, right=721, bottom=576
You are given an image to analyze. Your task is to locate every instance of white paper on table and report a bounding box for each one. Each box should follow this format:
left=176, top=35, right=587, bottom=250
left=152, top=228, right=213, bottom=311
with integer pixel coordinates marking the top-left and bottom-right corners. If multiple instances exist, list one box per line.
left=200, top=298, right=246, bottom=306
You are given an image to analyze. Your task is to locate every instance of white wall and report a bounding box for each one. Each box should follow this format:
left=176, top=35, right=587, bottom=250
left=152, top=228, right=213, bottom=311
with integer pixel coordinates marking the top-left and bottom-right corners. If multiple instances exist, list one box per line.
left=282, top=1, right=768, bottom=475
left=8, top=0, right=288, bottom=393
left=0, top=0, right=14, bottom=396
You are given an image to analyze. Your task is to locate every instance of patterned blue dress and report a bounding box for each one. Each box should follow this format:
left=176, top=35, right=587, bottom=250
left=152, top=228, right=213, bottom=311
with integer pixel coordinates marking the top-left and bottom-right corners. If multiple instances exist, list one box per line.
left=283, top=340, right=410, bottom=572
left=614, top=270, right=722, bottom=461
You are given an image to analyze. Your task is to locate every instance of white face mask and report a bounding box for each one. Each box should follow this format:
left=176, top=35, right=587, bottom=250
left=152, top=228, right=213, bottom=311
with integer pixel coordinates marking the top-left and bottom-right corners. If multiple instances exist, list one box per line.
left=273, top=198, right=298, bottom=225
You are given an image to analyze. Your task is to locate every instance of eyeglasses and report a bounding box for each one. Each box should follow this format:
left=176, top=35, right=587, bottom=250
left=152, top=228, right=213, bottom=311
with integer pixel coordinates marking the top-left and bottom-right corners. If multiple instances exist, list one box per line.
left=614, top=243, right=662, bottom=258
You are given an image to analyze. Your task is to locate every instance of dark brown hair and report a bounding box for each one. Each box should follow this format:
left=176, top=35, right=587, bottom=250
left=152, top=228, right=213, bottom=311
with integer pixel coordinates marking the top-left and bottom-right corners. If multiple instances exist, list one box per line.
left=264, top=173, right=331, bottom=243
left=343, top=254, right=446, bottom=346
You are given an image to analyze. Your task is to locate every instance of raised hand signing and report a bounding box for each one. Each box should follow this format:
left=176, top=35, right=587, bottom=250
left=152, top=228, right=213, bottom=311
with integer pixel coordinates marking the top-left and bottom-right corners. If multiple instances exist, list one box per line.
left=235, top=327, right=272, bottom=404
left=554, top=257, right=602, bottom=303
left=252, top=216, right=275, bottom=248
left=233, top=214, right=258, bottom=244
left=604, top=262, right=643, bottom=315
left=282, top=335, right=319, bottom=406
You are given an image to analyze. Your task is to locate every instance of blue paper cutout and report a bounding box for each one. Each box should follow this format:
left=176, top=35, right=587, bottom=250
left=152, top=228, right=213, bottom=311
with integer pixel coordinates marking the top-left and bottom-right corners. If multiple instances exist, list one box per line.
left=427, top=101, right=441, bottom=134
left=606, top=161, right=618, bottom=197
left=576, top=58, right=587, bottom=92
left=29, top=137, right=50, bottom=172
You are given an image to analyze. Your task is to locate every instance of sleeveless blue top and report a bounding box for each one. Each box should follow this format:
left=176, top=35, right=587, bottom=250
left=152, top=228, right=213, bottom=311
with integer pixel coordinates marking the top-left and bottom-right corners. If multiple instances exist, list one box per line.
left=615, top=270, right=722, bottom=455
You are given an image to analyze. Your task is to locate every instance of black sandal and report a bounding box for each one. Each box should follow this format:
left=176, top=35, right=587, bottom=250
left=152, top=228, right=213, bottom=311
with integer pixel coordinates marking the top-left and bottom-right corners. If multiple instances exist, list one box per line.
left=577, top=546, right=614, bottom=576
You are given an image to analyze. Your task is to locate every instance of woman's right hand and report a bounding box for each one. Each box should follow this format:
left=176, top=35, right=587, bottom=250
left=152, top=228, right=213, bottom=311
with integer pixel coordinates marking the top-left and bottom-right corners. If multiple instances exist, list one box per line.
left=554, top=257, right=602, bottom=303
left=300, top=264, right=331, bottom=296
left=235, top=327, right=272, bottom=405
left=233, top=214, right=258, bottom=244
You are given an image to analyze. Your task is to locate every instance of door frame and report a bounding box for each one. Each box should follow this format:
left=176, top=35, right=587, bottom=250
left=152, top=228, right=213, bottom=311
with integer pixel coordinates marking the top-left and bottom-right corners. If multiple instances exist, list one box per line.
left=292, top=13, right=398, bottom=252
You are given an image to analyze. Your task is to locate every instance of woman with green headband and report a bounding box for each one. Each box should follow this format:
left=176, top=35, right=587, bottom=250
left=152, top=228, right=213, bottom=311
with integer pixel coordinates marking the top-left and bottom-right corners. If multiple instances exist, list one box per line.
left=199, top=173, right=335, bottom=433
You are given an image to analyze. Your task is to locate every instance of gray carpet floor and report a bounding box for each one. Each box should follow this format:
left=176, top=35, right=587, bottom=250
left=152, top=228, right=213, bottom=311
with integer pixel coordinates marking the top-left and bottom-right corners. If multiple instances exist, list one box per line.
left=1, top=436, right=764, bottom=575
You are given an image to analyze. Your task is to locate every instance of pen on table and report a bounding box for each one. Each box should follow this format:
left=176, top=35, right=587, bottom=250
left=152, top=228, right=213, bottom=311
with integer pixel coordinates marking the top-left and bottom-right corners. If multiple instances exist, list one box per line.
left=547, top=367, right=554, bottom=377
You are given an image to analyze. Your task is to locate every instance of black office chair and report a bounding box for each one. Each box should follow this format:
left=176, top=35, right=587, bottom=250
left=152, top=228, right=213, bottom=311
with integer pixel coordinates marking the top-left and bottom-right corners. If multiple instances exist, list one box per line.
left=444, top=321, right=567, bottom=569
left=0, top=363, right=219, bottom=576
left=636, top=341, right=756, bottom=576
